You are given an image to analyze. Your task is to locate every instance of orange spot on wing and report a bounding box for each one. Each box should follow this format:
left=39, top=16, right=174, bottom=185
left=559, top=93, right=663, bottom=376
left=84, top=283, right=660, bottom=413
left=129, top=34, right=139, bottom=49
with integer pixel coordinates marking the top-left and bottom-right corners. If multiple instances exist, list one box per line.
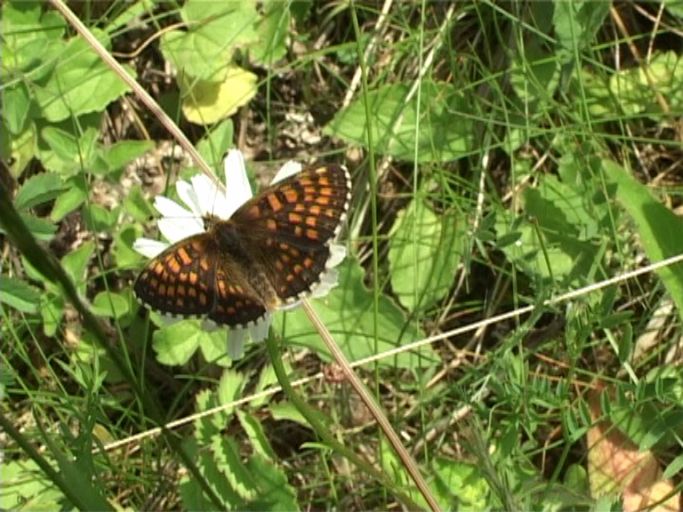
left=288, top=212, right=303, bottom=224
left=284, top=188, right=298, bottom=203
left=158, top=284, right=167, bottom=296
left=306, top=229, right=319, bottom=240
left=266, top=219, right=277, bottom=231
left=320, top=187, right=333, bottom=196
left=315, top=196, right=331, bottom=206
left=309, top=205, right=321, bottom=215
left=305, top=216, right=317, bottom=227
left=267, top=193, right=283, bottom=212
left=303, top=257, right=314, bottom=269
left=177, top=246, right=192, bottom=265
left=188, top=272, right=198, bottom=285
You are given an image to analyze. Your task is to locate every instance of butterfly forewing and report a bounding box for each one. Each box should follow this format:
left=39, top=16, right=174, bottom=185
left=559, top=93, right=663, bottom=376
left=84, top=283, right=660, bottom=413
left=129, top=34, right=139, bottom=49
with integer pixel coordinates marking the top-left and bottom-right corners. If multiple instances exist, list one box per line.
left=230, top=165, right=351, bottom=302
left=134, top=234, right=217, bottom=316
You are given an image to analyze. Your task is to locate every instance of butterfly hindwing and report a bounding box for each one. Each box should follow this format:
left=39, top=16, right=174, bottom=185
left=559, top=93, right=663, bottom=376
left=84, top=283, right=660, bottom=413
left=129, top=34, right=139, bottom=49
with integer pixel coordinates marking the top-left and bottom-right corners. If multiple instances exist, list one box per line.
left=208, top=266, right=268, bottom=327
left=134, top=234, right=217, bottom=316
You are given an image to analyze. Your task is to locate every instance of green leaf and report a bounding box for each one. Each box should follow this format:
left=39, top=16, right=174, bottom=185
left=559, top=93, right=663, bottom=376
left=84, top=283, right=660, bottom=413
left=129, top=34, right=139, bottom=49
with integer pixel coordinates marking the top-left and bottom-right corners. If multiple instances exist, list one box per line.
left=61, top=241, right=95, bottom=291
left=180, top=66, right=258, bottom=125
left=33, top=30, right=133, bottom=122
left=432, top=458, right=489, bottom=511
left=112, top=223, right=143, bottom=270
left=1, top=122, right=37, bottom=177
left=603, top=159, right=683, bottom=321
left=274, top=258, right=438, bottom=368
left=17, top=212, right=57, bottom=241
left=217, top=370, right=247, bottom=410
left=250, top=0, right=289, bottom=64
left=245, top=454, right=299, bottom=511
left=0, top=460, right=64, bottom=510
left=326, top=81, right=473, bottom=162
left=82, top=204, right=119, bottom=232
left=237, top=411, right=277, bottom=461
left=388, top=197, right=464, bottom=311
left=1, top=1, right=66, bottom=74
left=2, top=82, right=31, bottom=134
left=39, top=124, right=99, bottom=176
left=160, top=2, right=258, bottom=81
left=152, top=320, right=225, bottom=366
left=196, top=120, right=234, bottom=172
left=496, top=172, right=606, bottom=286
left=93, top=140, right=154, bottom=177
left=122, top=185, right=155, bottom=223
left=91, top=291, right=130, bottom=319
left=41, top=295, right=64, bottom=337
left=609, top=51, right=683, bottom=116
left=553, top=1, right=610, bottom=60
left=0, top=276, right=41, bottom=314
left=210, top=436, right=258, bottom=500
left=50, top=178, right=87, bottom=221
left=14, top=172, right=66, bottom=210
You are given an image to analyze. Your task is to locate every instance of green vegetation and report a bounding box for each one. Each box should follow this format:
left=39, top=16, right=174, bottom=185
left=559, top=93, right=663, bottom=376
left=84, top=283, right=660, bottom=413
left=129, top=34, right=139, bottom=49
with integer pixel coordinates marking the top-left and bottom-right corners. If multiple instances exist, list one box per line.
left=2, top=1, right=683, bottom=509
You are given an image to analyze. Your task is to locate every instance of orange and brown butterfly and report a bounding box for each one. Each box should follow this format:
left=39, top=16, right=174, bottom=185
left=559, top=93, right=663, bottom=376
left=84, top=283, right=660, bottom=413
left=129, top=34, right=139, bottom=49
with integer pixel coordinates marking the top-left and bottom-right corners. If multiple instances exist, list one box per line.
left=133, top=154, right=351, bottom=333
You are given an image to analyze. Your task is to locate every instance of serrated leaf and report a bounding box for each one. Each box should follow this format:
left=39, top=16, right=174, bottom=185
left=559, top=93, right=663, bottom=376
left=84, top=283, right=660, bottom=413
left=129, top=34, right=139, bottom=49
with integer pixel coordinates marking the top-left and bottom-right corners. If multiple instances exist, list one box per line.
left=217, top=370, right=247, bottom=409
left=211, top=436, right=258, bottom=500
left=0, top=276, right=41, bottom=314
left=388, top=197, right=463, bottom=311
left=274, top=258, right=438, bottom=368
left=15, top=172, right=66, bottom=210
left=245, top=454, right=299, bottom=511
left=326, top=81, right=473, bottom=162
left=237, top=411, right=277, bottom=461
left=180, top=67, right=258, bottom=125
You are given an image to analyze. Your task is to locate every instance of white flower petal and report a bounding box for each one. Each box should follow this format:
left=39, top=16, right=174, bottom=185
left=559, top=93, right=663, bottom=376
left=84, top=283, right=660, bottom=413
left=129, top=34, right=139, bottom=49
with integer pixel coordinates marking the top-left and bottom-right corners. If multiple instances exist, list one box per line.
left=227, top=329, right=247, bottom=360
left=326, top=244, right=346, bottom=269
left=272, top=160, right=303, bottom=184
left=224, top=149, right=253, bottom=215
left=133, top=238, right=169, bottom=258
left=249, top=314, right=272, bottom=342
left=158, top=217, right=204, bottom=243
left=176, top=180, right=203, bottom=218
left=190, top=174, right=227, bottom=218
left=153, top=195, right=195, bottom=219
left=310, top=268, right=339, bottom=298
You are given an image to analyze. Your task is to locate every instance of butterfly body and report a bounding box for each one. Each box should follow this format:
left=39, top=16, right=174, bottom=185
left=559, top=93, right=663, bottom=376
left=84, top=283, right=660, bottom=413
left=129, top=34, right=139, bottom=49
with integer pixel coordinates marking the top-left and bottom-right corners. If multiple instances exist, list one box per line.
left=134, top=165, right=351, bottom=328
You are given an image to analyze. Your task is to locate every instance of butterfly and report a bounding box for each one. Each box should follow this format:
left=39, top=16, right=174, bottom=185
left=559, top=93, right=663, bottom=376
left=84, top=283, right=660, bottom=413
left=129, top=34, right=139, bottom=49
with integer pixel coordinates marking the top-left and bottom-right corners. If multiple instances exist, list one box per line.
left=134, top=165, right=351, bottom=328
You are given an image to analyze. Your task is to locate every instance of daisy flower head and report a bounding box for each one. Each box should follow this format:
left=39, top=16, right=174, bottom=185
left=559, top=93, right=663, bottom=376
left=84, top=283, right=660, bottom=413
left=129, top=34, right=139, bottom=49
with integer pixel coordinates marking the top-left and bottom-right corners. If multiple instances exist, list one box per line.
left=133, top=149, right=349, bottom=360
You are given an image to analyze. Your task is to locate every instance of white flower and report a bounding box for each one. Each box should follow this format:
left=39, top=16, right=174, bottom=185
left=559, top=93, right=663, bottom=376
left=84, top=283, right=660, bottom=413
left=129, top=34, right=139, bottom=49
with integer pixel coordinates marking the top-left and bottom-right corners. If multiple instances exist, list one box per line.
left=133, top=149, right=345, bottom=360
